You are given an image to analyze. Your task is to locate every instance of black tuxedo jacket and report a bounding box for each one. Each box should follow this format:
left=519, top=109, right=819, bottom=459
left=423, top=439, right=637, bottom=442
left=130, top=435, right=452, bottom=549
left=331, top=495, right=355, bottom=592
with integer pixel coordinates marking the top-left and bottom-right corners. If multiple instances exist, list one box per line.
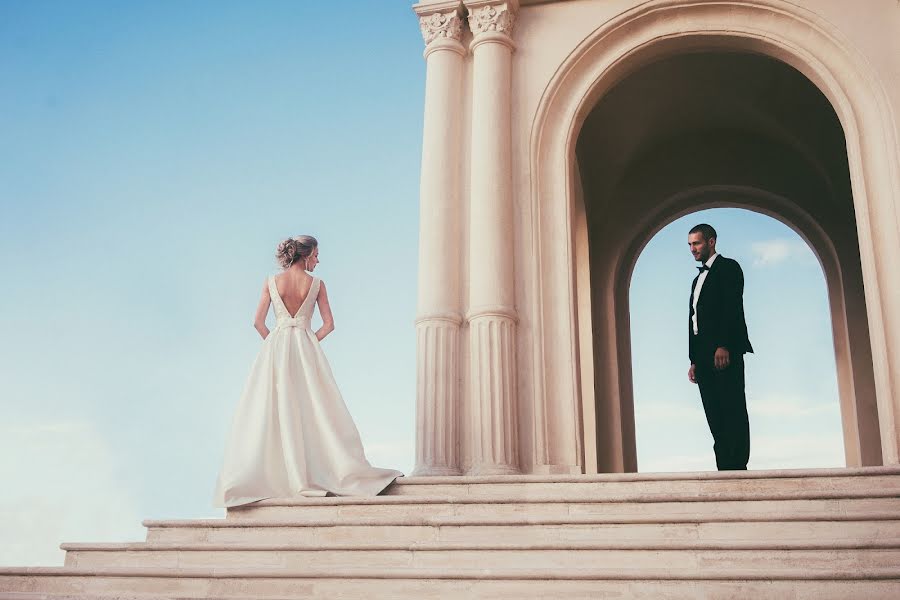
left=689, top=255, right=753, bottom=366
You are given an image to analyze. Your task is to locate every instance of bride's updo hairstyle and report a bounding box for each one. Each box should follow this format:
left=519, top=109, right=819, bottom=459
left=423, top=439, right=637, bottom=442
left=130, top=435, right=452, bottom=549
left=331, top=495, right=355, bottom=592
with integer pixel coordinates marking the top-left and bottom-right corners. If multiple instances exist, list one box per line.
left=276, top=235, right=318, bottom=269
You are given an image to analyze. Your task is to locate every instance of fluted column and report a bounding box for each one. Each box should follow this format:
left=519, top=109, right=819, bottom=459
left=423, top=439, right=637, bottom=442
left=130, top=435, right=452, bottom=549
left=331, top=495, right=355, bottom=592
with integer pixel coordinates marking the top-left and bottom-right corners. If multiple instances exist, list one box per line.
left=465, top=0, right=520, bottom=475
left=412, top=2, right=466, bottom=476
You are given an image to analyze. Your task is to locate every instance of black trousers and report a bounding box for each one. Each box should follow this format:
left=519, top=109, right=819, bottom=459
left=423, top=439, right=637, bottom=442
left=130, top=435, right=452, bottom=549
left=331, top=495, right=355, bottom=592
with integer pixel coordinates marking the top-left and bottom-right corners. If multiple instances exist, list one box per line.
left=695, top=354, right=750, bottom=470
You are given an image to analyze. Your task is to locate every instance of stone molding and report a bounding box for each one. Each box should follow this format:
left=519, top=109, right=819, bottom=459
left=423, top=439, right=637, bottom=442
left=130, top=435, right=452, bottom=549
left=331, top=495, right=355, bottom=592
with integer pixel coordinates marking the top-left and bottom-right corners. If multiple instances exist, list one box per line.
left=466, top=304, right=518, bottom=323
left=415, top=311, right=464, bottom=326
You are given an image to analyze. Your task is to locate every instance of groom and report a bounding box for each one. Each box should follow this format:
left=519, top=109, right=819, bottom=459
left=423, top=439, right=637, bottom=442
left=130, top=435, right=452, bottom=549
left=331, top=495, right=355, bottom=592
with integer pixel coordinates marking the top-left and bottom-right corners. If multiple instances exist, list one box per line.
left=687, top=224, right=753, bottom=470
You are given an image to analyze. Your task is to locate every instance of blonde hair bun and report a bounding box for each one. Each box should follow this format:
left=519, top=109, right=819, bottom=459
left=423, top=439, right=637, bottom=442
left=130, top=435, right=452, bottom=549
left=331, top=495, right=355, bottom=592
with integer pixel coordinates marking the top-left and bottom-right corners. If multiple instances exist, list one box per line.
left=276, top=235, right=318, bottom=269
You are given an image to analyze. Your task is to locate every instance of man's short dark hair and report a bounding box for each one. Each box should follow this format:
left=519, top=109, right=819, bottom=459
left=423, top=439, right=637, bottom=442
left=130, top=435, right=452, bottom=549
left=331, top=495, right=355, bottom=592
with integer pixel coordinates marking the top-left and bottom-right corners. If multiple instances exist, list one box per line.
left=689, top=223, right=717, bottom=241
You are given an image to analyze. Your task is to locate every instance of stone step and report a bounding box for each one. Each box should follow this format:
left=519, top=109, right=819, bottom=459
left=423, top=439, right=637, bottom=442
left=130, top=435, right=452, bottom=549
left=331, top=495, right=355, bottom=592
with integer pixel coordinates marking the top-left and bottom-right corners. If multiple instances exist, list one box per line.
left=2, top=567, right=900, bottom=599
left=143, top=518, right=900, bottom=545
left=152, top=508, right=900, bottom=531
left=379, top=468, right=900, bottom=500
left=9, top=468, right=900, bottom=599
left=225, top=495, right=900, bottom=522
left=61, top=544, right=900, bottom=571
left=61, top=537, right=900, bottom=553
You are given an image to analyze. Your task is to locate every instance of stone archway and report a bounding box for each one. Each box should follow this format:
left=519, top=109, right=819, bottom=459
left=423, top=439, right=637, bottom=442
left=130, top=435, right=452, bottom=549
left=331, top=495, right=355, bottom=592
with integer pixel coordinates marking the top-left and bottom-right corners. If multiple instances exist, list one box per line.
left=529, top=0, right=900, bottom=474
left=614, top=186, right=878, bottom=470
left=573, top=51, right=880, bottom=473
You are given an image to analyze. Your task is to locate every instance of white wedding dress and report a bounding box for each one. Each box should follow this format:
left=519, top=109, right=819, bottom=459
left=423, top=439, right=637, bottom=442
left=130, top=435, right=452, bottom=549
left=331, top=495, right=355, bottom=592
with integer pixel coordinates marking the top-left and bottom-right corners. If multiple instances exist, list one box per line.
left=213, top=275, right=402, bottom=508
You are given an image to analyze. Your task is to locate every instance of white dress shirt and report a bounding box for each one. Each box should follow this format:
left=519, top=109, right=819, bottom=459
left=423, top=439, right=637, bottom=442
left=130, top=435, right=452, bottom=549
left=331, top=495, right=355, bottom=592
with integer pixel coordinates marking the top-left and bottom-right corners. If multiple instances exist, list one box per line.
left=692, top=252, right=719, bottom=335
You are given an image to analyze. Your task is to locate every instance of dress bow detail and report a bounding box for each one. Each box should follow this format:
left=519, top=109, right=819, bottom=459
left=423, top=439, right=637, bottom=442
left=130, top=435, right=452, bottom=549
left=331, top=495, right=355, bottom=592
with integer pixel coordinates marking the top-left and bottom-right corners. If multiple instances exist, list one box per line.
left=279, top=316, right=310, bottom=329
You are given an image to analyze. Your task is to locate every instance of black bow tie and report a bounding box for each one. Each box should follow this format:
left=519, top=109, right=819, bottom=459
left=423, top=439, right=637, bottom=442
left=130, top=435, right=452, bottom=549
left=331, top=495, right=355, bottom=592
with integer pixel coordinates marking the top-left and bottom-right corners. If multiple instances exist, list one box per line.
left=697, top=264, right=710, bottom=273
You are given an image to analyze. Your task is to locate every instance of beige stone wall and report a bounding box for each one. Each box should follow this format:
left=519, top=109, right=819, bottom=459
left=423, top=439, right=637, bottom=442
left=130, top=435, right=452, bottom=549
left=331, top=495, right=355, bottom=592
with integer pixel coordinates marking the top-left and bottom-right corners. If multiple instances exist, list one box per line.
left=413, top=0, right=900, bottom=475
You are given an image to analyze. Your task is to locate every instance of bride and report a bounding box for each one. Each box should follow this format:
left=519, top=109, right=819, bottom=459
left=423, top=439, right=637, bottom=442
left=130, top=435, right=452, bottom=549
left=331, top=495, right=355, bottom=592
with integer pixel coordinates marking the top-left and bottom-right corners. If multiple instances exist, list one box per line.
left=213, top=235, right=402, bottom=508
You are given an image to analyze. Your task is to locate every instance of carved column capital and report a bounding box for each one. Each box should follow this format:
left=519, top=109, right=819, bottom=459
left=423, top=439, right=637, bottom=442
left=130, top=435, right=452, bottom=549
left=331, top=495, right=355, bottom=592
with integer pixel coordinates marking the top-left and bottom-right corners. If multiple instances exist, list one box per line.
left=419, top=11, right=463, bottom=45
left=415, top=2, right=466, bottom=46
left=465, top=0, right=518, bottom=38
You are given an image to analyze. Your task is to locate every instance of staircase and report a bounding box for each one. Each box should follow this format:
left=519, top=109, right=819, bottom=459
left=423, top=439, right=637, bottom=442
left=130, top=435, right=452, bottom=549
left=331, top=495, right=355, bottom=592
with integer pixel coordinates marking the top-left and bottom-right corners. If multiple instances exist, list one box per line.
left=3, top=467, right=900, bottom=599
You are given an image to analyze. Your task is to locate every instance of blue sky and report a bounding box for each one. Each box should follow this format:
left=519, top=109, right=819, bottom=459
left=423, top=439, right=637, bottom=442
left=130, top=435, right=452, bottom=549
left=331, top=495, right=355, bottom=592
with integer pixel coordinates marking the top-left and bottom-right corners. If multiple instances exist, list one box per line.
left=1, top=1, right=842, bottom=565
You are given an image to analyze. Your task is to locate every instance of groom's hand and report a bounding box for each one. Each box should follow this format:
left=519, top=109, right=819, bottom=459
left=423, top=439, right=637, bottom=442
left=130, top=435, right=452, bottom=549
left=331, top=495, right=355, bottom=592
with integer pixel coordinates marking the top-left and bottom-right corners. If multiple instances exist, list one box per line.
left=714, top=347, right=730, bottom=370
left=688, top=364, right=697, bottom=384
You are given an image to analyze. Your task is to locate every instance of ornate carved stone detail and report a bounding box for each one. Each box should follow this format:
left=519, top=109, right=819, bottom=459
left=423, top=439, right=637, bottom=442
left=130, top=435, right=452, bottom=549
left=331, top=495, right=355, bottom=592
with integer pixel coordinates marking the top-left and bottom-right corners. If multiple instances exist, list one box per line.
left=467, top=2, right=516, bottom=37
left=419, top=10, right=464, bottom=45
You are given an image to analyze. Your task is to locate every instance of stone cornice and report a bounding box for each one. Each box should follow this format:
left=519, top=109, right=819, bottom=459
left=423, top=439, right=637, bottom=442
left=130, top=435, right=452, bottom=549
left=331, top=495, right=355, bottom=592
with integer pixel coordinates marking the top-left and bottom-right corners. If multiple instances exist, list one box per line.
left=413, top=0, right=465, bottom=14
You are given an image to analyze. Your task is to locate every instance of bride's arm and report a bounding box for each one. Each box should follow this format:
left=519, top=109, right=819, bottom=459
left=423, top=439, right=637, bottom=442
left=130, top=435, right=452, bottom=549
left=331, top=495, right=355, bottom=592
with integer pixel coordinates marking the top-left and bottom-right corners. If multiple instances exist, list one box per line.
left=253, top=279, right=272, bottom=340
left=314, top=281, right=335, bottom=342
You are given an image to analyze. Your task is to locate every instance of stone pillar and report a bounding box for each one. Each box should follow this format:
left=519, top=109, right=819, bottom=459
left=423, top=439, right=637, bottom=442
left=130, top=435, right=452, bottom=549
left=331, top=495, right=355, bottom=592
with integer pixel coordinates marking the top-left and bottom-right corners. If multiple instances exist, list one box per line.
left=412, top=2, right=466, bottom=476
left=868, top=175, right=900, bottom=465
left=465, top=0, right=520, bottom=475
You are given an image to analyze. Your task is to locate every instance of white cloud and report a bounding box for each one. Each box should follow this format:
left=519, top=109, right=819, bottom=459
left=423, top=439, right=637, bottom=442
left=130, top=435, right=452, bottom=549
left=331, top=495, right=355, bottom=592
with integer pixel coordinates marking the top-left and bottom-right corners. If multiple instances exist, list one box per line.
left=0, top=420, right=145, bottom=566
left=749, top=393, right=838, bottom=418
left=751, top=432, right=845, bottom=470
left=360, top=438, right=415, bottom=475
left=746, top=392, right=845, bottom=468
left=750, top=239, right=813, bottom=267
left=639, top=432, right=845, bottom=472
left=634, top=401, right=706, bottom=424
left=636, top=392, right=844, bottom=473
left=638, top=432, right=844, bottom=473
left=639, top=452, right=715, bottom=473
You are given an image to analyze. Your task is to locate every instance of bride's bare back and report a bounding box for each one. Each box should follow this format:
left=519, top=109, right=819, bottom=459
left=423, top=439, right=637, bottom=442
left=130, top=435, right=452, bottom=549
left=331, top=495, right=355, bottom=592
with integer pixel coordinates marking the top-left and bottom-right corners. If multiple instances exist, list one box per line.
left=251, top=244, right=334, bottom=342
left=274, top=272, right=316, bottom=316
